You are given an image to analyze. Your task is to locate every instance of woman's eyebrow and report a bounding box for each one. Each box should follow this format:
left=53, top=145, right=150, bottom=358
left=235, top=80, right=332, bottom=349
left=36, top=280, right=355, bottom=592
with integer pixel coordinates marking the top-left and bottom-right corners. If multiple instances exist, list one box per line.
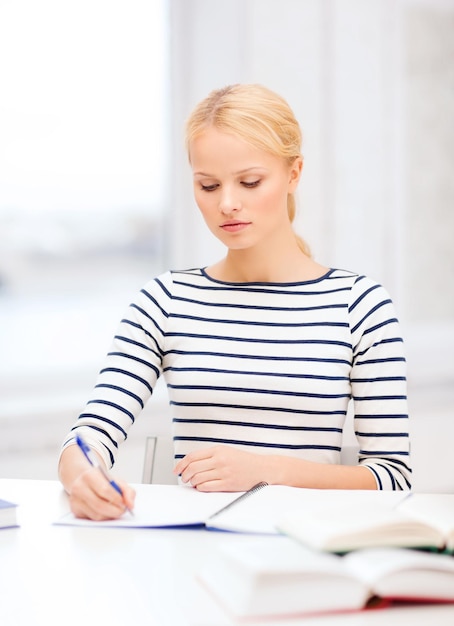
left=234, top=167, right=268, bottom=175
left=193, top=166, right=267, bottom=177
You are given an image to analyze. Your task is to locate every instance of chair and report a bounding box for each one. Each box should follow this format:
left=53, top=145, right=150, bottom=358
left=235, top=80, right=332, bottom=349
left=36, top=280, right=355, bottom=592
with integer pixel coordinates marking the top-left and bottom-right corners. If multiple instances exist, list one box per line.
left=339, top=444, right=359, bottom=466
left=142, top=436, right=178, bottom=484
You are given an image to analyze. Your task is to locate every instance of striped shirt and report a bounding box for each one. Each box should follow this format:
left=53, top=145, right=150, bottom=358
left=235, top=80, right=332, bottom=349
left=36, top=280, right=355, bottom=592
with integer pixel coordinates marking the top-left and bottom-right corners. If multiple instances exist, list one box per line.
left=63, top=267, right=411, bottom=490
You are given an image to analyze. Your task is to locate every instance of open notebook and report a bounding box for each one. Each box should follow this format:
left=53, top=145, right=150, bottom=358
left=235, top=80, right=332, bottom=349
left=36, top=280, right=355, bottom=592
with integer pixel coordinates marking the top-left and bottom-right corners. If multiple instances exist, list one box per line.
left=55, top=482, right=407, bottom=535
left=56, top=482, right=264, bottom=530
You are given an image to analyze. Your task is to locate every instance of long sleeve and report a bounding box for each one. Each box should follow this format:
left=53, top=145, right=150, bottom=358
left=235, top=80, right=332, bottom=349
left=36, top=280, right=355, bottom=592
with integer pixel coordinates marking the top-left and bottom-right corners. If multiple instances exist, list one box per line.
left=61, top=273, right=173, bottom=468
left=349, top=275, right=411, bottom=490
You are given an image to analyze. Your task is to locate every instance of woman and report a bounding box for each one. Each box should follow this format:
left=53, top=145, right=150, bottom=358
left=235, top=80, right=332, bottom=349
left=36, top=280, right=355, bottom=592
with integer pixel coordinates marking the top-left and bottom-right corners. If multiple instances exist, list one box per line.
left=59, top=84, right=411, bottom=520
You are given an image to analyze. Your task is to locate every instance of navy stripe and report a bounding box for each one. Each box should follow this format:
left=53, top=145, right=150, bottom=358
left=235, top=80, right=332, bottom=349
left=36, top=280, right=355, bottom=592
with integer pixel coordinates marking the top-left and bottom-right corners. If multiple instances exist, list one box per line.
left=164, top=366, right=349, bottom=382
left=174, top=435, right=341, bottom=451
left=140, top=285, right=170, bottom=317
left=351, top=376, right=406, bottom=383
left=361, top=318, right=398, bottom=338
left=354, top=356, right=406, bottom=366
left=71, top=420, right=124, bottom=444
left=170, top=400, right=346, bottom=416
left=386, top=460, right=412, bottom=490
left=172, top=282, right=352, bottom=298
left=387, top=457, right=412, bottom=474
left=87, top=399, right=135, bottom=423
left=349, top=282, right=380, bottom=312
left=163, top=350, right=352, bottom=366
left=354, top=337, right=404, bottom=359
left=168, top=383, right=351, bottom=400
left=355, top=414, right=408, bottom=419
left=118, top=321, right=163, bottom=357
left=172, top=279, right=351, bottom=295
left=114, top=333, right=159, bottom=355
left=108, top=349, right=162, bottom=371
left=173, top=417, right=343, bottom=433
left=99, top=367, right=154, bottom=393
left=169, top=312, right=349, bottom=329
left=375, top=462, right=396, bottom=490
left=128, top=304, right=166, bottom=336
left=168, top=294, right=348, bottom=312
left=352, top=395, right=407, bottom=401
left=360, top=449, right=410, bottom=457
left=355, top=431, right=409, bottom=438
left=350, top=299, right=391, bottom=333
left=366, top=465, right=383, bottom=489
left=101, top=442, right=115, bottom=467
left=164, top=333, right=352, bottom=348
left=94, top=384, right=144, bottom=409
left=153, top=276, right=173, bottom=300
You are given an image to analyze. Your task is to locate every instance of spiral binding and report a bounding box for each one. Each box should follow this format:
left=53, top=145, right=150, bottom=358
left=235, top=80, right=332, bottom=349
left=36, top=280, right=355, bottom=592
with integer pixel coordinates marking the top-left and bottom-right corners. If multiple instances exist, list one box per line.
left=208, top=481, right=269, bottom=520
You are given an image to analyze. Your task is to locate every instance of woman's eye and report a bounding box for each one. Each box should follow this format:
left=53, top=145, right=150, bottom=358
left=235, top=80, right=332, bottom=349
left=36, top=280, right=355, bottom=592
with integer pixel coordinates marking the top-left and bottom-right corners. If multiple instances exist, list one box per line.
left=200, top=183, right=219, bottom=192
left=242, top=180, right=261, bottom=188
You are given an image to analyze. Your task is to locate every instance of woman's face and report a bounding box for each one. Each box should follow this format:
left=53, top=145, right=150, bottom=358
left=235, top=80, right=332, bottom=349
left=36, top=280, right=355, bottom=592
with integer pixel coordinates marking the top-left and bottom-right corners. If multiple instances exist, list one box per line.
left=189, top=127, right=302, bottom=251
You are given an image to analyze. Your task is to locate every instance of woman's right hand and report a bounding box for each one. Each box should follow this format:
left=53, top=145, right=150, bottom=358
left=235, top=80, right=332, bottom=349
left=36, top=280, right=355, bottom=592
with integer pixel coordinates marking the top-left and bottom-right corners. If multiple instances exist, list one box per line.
left=58, top=445, right=136, bottom=520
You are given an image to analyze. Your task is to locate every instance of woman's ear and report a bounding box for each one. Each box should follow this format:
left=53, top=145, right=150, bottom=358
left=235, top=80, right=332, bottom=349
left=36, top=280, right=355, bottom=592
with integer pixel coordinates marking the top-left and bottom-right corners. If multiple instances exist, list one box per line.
left=288, top=156, right=303, bottom=192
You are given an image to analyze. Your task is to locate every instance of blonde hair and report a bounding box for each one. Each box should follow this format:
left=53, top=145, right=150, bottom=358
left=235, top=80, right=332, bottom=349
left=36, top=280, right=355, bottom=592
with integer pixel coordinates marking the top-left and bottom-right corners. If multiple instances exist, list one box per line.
left=185, top=84, right=310, bottom=256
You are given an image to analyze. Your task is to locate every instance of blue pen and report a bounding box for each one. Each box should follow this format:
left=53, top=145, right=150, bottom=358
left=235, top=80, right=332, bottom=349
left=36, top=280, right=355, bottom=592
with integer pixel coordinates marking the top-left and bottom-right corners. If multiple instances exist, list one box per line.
left=75, top=434, right=133, bottom=515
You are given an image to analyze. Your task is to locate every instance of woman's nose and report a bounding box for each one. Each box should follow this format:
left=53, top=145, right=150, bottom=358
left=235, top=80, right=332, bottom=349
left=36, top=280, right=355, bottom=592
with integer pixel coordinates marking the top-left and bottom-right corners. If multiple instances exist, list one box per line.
left=218, top=188, right=241, bottom=214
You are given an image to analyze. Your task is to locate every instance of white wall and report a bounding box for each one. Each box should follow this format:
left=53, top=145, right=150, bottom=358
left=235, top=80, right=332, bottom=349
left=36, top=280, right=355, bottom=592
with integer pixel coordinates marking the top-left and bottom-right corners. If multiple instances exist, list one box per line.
left=168, top=0, right=454, bottom=390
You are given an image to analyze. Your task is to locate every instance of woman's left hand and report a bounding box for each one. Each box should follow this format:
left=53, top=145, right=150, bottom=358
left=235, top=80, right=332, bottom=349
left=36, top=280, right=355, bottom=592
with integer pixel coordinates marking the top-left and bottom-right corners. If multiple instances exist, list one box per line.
left=173, top=445, right=270, bottom=491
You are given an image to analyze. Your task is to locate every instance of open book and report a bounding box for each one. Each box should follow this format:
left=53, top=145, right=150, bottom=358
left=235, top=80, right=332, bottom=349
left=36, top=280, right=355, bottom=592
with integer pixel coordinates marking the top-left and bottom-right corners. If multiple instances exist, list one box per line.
left=277, top=493, right=454, bottom=553
left=54, top=483, right=406, bottom=533
left=198, top=536, right=454, bottom=620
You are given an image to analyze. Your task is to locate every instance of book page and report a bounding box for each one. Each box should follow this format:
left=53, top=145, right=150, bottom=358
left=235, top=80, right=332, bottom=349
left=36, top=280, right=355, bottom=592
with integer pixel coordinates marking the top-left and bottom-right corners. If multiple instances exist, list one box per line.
left=344, top=548, right=454, bottom=600
left=198, top=536, right=371, bottom=618
left=398, top=494, right=454, bottom=550
left=277, top=506, right=444, bottom=552
left=209, top=486, right=406, bottom=535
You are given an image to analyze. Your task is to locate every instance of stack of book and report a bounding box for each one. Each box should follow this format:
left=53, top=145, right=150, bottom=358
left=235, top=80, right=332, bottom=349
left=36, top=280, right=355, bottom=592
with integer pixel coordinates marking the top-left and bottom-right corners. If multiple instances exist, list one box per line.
left=196, top=488, right=454, bottom=620
left=0, top=498, right=18, bottom=530
left=198, top=536, right=454, bottom=619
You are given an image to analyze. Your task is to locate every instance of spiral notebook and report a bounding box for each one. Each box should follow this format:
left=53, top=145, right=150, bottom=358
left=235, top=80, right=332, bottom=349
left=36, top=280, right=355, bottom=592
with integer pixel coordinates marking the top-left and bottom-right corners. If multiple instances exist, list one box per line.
left=55, top=481, right=273, bottom=531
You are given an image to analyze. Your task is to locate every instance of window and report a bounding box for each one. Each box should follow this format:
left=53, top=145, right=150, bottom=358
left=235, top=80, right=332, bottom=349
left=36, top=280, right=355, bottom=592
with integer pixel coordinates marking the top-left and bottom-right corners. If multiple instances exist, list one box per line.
left=0, top=1, right=169, bottom=407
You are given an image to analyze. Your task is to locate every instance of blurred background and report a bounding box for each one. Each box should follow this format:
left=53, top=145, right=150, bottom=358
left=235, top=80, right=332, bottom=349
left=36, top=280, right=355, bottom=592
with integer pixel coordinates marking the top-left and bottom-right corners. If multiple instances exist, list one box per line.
left=1, top=0, right=453, bottom=490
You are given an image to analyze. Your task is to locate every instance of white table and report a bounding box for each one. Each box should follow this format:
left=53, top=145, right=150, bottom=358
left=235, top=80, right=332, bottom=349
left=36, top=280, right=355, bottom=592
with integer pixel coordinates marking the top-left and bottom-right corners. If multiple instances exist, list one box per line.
left=1, top=479, right=454, bottom=626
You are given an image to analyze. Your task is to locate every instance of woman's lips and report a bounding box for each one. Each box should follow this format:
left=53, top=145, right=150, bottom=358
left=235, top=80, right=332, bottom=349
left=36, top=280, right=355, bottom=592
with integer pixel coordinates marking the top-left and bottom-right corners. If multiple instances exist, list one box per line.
left=220, top=221, right=251, bottom=233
